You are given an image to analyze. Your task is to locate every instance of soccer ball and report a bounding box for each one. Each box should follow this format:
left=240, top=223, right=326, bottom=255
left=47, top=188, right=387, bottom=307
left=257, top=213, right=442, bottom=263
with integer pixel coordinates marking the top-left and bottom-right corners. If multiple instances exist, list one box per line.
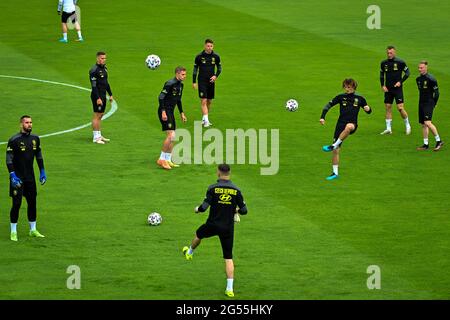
left=145, top=54, right=161, bottom=70
left=285, top=99, right=299, bottom=112
left=147, top=212, right=162, bottom=226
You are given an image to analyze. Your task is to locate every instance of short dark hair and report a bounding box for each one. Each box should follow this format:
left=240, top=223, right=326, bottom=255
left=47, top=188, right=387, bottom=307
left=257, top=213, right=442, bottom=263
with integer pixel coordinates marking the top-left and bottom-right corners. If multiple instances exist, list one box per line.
left=419, top=60, right=428, bottom=66
left=218, top=164, right=230, bottom=174
left=175, top=66, right=186, bottom=74
left=96, top=51, right=106, bottom=56
left=205, top=39, right=214, bottom=44
left=342, top=78, right=358, bottom=90
left=386, top=45, right=396, bottom=50
left=20, top=115, right=31, bottom=122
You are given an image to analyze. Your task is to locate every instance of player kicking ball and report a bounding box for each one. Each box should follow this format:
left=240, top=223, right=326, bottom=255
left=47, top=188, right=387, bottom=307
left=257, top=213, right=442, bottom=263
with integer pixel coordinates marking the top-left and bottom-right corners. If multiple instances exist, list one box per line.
left=320, top=79, right=372, bottom=180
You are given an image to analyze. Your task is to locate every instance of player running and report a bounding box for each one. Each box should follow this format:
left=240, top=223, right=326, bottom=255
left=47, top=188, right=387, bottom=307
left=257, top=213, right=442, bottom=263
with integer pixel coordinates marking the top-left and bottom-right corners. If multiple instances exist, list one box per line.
left=192, top=39, right=222, bottom=127
left=379, top=46, right=411, bottom=135
left=156, top=66, right=187, bottom=170
left=320, top=79, right=372, bottom=180
left=416, top=61, right=443, bottom=151
left=182, top=164, right=247, bottom=297
left=6, top=116, right=47, bottom=241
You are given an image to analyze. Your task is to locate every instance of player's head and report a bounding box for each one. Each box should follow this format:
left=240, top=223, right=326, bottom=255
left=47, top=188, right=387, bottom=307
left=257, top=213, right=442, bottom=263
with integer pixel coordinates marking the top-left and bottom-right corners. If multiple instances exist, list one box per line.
left=342, top=78, right=357, bottom=93
left=96, top=51, right=107, bottom=65
left=20, top=115, right=32, bottom=133
left=217, top=164, right=231, bottom=179
left=418, top=60, right=428, bottom=75
left=175, top=66, right=187, bottom=81
left=204, top=39, right=214, bottom=54
left=386, top=46, right=396, bottom=59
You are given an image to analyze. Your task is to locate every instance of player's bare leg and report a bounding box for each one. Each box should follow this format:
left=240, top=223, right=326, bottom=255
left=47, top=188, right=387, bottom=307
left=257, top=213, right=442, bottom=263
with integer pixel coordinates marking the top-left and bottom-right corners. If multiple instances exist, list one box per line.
left=201, top=98, right=212, bottom=127
left=397, top=103, right=411, bottom=134
left=225, top=259, right=235, bottom=297
left=424, top=121, right=443, bottom=151
left=157, top=131, right=174, bottom=169
left=183, top=236, right=201, bottom=260
left=74, top=21, right=83, bottom=42
left=92, top=113, right=105, bottom=144
left=381, top=104, right=393, bottom=134
left=59, top=23, right=68, bottom=43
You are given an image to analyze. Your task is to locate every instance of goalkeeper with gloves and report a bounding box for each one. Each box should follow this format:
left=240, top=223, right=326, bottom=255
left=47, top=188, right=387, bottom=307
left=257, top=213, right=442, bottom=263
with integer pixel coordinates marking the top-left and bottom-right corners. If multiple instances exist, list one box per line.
left=6, top=116, right=47, bottom=242
left=182, top=164, right=247, bottom=298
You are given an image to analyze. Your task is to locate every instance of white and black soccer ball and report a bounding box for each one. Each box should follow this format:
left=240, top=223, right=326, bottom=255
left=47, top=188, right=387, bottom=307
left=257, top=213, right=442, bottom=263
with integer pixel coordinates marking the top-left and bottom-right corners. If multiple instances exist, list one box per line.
left=145, top=54, right=161, bottom=70
left=147, top=212, right=162, bottom=226
left=285, top=99, right=299, bottom=112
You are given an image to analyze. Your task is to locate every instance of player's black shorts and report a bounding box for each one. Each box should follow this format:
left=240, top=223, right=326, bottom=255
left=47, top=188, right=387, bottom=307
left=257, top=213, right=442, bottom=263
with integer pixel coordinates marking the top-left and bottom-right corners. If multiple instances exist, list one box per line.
left=61, top=11, right=77, bottom=24
left=418, top=101, right=435, bottom=124
left=333, top=122, right=358, bottom=141
left=9, top=180, right=37, bottom=199
left=91, top=94, right=107, bottom=113
left=198, top=81, right=215, bottom=99
left=384, top=87, right=404, bottom=104
left=196, top=223, right=234, bottom=259
left=158, top=108, right=176, bottom=131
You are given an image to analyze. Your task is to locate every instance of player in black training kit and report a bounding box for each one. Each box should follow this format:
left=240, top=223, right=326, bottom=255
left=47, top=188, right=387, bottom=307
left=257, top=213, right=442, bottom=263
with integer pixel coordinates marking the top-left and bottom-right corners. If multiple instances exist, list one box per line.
left=193, top=39, right=222, bottom=127
left=380, top=46, right=412, bottom=135
left=320, top=79, right=372, bottom=180
left=90, top=51, right=114, bottom=144
left=416, top=61, right=443, bottom=151
left=6, top=116, right=47, bottom=242
left=182, top=164, right=247, bottom=298
left=156, top=66, right=187, bottom=170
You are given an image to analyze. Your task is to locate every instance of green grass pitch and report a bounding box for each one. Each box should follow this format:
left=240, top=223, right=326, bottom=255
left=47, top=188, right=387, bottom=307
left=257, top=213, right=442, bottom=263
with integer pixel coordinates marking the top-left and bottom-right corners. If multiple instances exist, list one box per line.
left=0, top=0, right=449, bottom=299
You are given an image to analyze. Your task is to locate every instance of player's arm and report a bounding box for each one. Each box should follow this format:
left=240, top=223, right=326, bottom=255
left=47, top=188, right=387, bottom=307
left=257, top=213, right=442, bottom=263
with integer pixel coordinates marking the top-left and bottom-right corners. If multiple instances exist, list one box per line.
left=432, top=78, right=440, bottom=105
left=192, top=56, right=200, bottom=88
left=211, top=55, right=221, bottom=82
left=401, top=63, right=410, bottom=83
left=320, top=96, right=340, bottom=124
left=6, top=139, right=22, bottom=188
left=57, top=0, right=63, bottom=14
left=35, top=138, right=46, bottom=185
left=106, top=82, right=113, bottom=101
left=380, top=63, right=388, bottom=91
left=236, top=191, right=247, bottom=215
left=195, top=188, right=213, bottom=213
left=89, top=68, right=100, bottom=100
left=158, top=82, right=170, bottom=120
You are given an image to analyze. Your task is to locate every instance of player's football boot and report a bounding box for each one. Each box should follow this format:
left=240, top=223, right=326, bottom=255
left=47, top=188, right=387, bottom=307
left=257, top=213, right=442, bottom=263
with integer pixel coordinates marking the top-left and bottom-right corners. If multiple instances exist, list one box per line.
left=416, top=144, right=429, bottom=151
left=156, top=159, right=171, bottom=170
left=326, top=173, right=339, bottom=181
left=380, top=129, right=392, bottom=135
left=322, top=145, right=334, bottom=152
left=10, top=232, right=18, bottom=242
left=93, top=138, right=105, bottom=144
left=75, top=38, right=84, bottom=42
left=29, top=230, right=45, bottom=238
left=58, top=38, right=68, bottom=43
left=433, top=141, right=444, bottom=151
left=225, top=290, right=234, bottom=297
left=406, top=126, right=411, bottom=135
left=100, top=136, right=110, bottom=142
left=167, top=160, right=180, bottom=168
left=182, top=246, right=193, bottom=260
left=203, top=121, right=212, bottom=128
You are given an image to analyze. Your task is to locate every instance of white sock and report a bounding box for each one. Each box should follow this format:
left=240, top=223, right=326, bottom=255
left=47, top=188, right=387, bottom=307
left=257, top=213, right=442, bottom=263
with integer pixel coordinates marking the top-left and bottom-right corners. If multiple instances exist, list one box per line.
left=93, top=131, right=100, bottom=140
left=188, top=246, right=194, bottom=255
left=333, top=165, right=339, bottom=176
left=332, top=138, right=342, bottom=149
left=63, top=33, right=67, bottom=40
left=77, top=31, right=82, bottom=39
left=226, top=279, right=234, bottom=291
left=203, top=115, right=209, bottom=123
left=435, top=135, right=441, bottom=142
left=424, top=138, right=429, bottom=145
left=160, top=152, right=166, bottom=160
left=386, top=119, right=392, bottom=131
left=29, top=221, right=36, bottom=231
left=11, top=223, right=17, bottom=233
left=404, top=117, right=410, bottom=126
left=165, top=153, right=172, bottom=161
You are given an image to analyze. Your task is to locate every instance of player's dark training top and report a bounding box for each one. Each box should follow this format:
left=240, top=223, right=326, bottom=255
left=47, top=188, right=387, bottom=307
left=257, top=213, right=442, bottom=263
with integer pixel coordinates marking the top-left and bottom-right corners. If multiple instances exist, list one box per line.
left=416, top=73, right=440, bottom=104
left=193, top=50, right=222, bottom=84
left=380, top=57, right=410, bottom=88
left=197, top=179, right=247, bottom=230
left=158, top=78, right=184, bottom=113
left=89, top=63, right=112, bottom=112
left=6, top=132, right=44, bottom=182
left=321, top=93, right=371, bottom=124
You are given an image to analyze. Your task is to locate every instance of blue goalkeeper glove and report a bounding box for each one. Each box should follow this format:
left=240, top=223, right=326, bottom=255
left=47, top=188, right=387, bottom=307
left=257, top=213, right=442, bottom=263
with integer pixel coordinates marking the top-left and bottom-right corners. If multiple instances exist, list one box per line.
left=39, top=169, right=47, bottom=185
left=10, top=172, right=22, bottom=188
